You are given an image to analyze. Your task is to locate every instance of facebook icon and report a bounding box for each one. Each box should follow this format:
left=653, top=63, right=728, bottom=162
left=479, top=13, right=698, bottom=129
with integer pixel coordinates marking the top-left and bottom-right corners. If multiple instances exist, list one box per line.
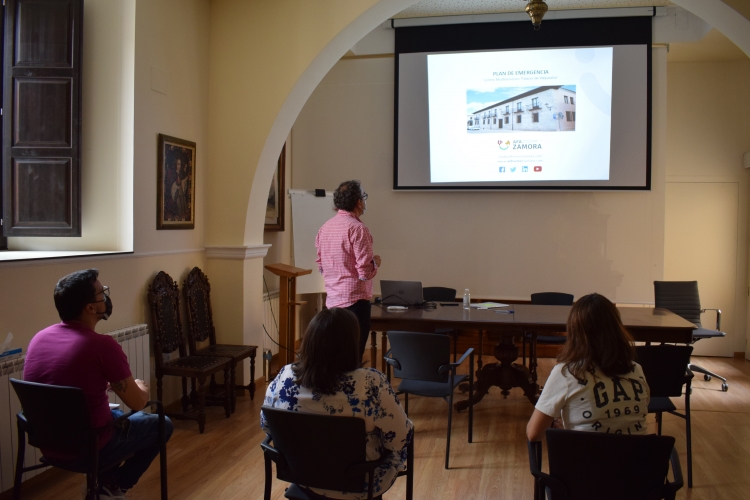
left=499, top=167, right=505, bottom=173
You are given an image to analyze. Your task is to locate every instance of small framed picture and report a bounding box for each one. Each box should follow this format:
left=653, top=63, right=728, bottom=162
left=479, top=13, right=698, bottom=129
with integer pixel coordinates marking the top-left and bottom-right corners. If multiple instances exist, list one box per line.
left=157, top=134, right=196, bottom=230
left=265, top=143, right=286, bottom=232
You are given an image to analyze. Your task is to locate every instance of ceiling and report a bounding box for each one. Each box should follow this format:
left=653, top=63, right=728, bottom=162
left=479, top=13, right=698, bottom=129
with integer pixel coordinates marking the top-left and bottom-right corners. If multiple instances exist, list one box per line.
left=392, top=0, right=749, bottom=62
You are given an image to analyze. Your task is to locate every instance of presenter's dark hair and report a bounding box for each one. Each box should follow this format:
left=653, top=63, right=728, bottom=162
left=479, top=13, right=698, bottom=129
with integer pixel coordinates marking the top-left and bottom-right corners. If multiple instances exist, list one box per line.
left=54, top=269, right=100, bottom=321
left=333, top=180, right=364, bottom=212
left=293, top=307, right=360, bottom=394
left=558, top=293, right=635, bottom=379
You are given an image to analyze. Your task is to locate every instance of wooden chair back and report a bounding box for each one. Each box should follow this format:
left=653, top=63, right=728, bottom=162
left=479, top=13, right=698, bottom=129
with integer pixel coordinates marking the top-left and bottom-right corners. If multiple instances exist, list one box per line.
left=183, top=267, right=217, bottom=349
left=148, top=271, right=187, bottom=365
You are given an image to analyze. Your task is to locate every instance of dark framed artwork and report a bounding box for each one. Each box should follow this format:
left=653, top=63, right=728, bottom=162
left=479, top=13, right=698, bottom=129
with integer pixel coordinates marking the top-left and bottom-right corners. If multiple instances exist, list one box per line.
left=265, top=143, right=286, bottom=231
left=157, top=134, right=196, bottom=229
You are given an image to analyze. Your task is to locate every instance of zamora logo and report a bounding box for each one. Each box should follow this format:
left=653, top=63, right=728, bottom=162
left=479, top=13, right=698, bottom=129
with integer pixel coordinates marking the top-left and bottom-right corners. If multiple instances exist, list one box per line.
left=498, top=140, right=510, bottom=150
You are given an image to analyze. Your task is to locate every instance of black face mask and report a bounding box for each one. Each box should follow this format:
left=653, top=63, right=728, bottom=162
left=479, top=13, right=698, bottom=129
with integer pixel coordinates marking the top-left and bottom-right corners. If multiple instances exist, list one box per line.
left=101, top=296, right=113, bottom=320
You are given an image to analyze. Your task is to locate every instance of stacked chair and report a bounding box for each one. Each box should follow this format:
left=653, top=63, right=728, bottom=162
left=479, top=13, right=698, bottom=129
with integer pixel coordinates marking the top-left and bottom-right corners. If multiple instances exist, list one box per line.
left=148, top=269, right=258, bottom=433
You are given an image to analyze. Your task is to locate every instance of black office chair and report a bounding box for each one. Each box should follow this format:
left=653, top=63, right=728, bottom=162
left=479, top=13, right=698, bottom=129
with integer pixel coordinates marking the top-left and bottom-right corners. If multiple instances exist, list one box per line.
left=635, top=344, right=695, bottom=488
left=423, top=287, right=461, bottom=361
left=654, top=281, right=728, bottom=391
left=10, top=379, right=168, bottom=500
left=521, top=292, right=574, bottom=366
left=384, top=331, right=473, bottom=469
left=528, top=429, right=683, bottom=500
left=260, top=406, right=413, bottom=500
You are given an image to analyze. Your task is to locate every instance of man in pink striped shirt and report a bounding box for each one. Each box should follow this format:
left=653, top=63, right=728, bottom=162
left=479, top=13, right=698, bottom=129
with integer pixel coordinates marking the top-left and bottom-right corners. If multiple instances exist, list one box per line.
left=315, top=180, right=381, bottom=361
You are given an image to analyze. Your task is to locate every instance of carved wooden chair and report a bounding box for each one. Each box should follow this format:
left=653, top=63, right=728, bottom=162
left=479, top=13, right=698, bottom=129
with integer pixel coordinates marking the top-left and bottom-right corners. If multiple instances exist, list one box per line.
left=183, top=267, right=258, bottom=413
left=148, top=271, right=232, bottom=433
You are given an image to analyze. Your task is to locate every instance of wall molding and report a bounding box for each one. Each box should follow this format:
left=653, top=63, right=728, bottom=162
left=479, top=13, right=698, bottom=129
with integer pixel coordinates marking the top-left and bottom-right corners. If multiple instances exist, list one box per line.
left=206, top=244, right=272, bottom=260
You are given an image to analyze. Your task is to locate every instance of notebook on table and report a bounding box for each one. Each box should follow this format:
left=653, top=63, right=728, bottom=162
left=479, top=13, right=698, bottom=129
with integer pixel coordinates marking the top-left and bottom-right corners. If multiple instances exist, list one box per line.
left=380, top=280, right=424, bottom=306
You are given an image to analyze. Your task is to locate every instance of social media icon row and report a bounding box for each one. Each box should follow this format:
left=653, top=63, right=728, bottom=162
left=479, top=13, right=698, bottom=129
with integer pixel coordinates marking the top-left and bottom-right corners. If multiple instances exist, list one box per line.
left=499, top=166, right=543, bottom=173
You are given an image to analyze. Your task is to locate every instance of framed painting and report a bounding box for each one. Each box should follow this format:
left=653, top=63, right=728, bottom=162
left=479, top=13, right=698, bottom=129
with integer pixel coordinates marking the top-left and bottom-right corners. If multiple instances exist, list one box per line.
left=265, top=143, right=286, bottom=231
left=157, top=134, right=196, bottom=229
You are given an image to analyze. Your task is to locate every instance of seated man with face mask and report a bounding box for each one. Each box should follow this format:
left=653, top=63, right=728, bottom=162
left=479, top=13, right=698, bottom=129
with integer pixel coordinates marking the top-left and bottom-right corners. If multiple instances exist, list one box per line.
left=24, top=269, right=173, bottom=499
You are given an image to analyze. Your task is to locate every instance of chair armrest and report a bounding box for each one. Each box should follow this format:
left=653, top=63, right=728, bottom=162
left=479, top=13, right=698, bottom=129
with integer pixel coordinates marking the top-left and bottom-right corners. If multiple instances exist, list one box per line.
left=452, top=348, right=474, bottom=368
left=668, top=445, right=684, bottom=491
left=438, top=348, right=475, bottom=374
left=527, top=440, right=542, bottom=474
left=384, top=357, right=401, bottom=370
left=260, top=434, right=286, bottom=467
left=16, top=412, right=29, bottom=432
left=346, top=449, right=390, bottom=478
left=700, top=308, right=721, bottom=331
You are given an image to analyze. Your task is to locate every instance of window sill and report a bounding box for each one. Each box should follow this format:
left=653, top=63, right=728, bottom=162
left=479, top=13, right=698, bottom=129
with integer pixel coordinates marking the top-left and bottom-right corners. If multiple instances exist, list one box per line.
left=0, top=250, right=133, bottom=265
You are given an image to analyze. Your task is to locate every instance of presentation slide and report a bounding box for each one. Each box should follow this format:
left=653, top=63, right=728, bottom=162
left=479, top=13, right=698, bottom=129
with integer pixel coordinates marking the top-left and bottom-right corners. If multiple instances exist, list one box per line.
left=426, top=47, right=613, bottom=183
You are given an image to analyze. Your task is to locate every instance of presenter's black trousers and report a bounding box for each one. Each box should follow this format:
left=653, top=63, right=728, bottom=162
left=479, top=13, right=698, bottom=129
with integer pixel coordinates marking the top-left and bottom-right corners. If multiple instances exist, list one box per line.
left=346, top=299, right=372, bottom=362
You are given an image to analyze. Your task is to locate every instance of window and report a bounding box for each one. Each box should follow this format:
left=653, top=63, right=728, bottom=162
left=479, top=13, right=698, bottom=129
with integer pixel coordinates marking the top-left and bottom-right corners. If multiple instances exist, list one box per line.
left=532, top=97, right=539, bottom=107
left=2, top=0, right=84, bottom=238
left=566, top=111, right=572, bottom=121
left=573, top=111, right=576, bottom=121
left=516, top=115, right=522, bottom=123
left=505, top=105, right=509, bottom=113
left=570, top=97, right=575, bottom=105
left=517, top=102, right=522, bottom=111
left=564, top=96, right=569, bottom=104
left=504, top=116, right=509, bottom=124
left=532, top=113, right=539, bottom=122
left=493, top=118, right=497, bottom=124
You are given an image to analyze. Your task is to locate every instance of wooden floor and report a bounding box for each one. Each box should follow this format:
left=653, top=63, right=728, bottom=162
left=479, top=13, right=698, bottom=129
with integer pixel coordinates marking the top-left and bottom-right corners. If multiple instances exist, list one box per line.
left=7, top=355, right=750, bottom=500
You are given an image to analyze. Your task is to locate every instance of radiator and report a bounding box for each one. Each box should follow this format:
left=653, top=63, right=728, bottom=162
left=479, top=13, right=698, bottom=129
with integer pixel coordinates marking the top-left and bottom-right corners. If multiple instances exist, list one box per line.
left=263, top=290, right=281, bottom=356
left=0, top=324, right=150, bottom=494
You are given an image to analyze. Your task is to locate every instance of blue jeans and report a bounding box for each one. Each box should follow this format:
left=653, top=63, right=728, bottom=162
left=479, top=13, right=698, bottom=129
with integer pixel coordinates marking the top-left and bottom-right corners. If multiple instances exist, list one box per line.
left=98, top=410, right=174, bottom=490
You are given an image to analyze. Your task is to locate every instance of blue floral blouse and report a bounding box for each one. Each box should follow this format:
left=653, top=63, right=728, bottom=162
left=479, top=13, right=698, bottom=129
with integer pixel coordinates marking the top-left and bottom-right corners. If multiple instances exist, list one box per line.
left=261, top=364, right=414, bottom=499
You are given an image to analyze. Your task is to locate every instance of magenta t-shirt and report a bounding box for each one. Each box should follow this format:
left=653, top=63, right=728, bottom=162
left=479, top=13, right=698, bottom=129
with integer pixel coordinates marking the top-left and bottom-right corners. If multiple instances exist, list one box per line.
left=24, top=322, right=132, bottom=445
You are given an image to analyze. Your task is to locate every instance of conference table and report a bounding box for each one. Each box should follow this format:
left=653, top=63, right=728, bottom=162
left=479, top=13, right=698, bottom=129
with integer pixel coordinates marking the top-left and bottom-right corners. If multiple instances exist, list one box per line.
left=369, top=303, right=695, bottom=410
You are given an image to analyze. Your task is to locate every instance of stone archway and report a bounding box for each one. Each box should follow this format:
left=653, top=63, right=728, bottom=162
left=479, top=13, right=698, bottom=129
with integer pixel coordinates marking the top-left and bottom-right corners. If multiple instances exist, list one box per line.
left=244, top=0, right=750, bottom=244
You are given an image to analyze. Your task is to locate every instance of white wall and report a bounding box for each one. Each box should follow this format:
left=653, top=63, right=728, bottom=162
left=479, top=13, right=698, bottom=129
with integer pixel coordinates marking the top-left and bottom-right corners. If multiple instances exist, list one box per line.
left=291, top=50, right=668, bottom=304
left=665, top=60, right=750, bottom=357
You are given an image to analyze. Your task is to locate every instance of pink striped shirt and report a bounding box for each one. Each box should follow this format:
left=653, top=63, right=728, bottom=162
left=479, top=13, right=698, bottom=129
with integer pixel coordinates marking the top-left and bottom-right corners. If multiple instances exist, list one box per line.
left=315, top=210, right=378, bottom=308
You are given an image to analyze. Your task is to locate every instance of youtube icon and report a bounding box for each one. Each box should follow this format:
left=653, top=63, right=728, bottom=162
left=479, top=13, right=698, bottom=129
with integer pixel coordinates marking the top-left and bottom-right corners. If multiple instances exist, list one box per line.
left=533, top=166, right=542, bottom=172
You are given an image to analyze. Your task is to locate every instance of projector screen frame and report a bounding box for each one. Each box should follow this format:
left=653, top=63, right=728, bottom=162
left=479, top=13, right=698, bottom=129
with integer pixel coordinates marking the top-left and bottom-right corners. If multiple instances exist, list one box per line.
left=393, top=16, right=653, bottom=191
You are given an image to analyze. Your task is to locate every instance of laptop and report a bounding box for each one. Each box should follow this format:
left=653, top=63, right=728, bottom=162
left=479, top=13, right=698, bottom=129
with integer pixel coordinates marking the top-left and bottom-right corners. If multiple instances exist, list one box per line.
left=380, top=280, right=424, bottom=306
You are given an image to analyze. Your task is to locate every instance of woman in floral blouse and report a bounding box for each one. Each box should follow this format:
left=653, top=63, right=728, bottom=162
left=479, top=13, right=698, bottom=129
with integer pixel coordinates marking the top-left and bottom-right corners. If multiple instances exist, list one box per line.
left=262, top=308, right=413, bottom=499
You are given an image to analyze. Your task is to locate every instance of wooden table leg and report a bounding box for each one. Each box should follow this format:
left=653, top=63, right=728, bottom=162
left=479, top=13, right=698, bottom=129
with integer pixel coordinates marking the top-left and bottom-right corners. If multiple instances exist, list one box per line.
left=369, top=331, right=377, bottom=369
left=381, top=332, right=388, bottom=373
left=456, top=333, right=539, bottom=411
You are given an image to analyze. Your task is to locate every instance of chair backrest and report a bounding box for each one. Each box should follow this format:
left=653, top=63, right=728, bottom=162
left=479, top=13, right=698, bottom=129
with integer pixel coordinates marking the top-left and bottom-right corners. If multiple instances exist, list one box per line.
left=654, top=281, right=702, bottom=327
left=545, top=429, right=676, bottom=500
left=148, top=271, right=186, bottom=361
left=635, top=344, right=693, bottom=398
left=261, top=406, right=367, bottom=492
left=10, top=379, right=95, bottom=455
left=422, top=287, right=457, bottom=302
left=530, top=292, right=574, bottom=306
left=387, top=331, right=450, bottom=383
left=183, top=267, right=216, bottom=349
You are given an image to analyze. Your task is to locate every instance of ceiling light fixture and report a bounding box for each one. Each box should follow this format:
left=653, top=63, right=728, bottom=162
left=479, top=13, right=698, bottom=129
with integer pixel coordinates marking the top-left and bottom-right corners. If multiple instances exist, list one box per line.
left=525, top=0, right=549, bottom=30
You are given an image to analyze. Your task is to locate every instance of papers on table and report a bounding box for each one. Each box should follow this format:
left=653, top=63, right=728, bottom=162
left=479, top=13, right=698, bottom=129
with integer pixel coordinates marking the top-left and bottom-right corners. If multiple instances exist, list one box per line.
left=470, top=302, right=510, bottom=310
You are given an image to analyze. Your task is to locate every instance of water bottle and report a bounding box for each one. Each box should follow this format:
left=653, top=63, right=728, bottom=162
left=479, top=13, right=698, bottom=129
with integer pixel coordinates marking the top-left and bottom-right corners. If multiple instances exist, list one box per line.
left=463, top=288, right=471, bottom=309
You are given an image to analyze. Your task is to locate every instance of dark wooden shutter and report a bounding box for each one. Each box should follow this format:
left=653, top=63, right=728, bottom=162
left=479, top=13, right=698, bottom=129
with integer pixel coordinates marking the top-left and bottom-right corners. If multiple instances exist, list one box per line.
left=1, top=0, right=83, bottom=237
